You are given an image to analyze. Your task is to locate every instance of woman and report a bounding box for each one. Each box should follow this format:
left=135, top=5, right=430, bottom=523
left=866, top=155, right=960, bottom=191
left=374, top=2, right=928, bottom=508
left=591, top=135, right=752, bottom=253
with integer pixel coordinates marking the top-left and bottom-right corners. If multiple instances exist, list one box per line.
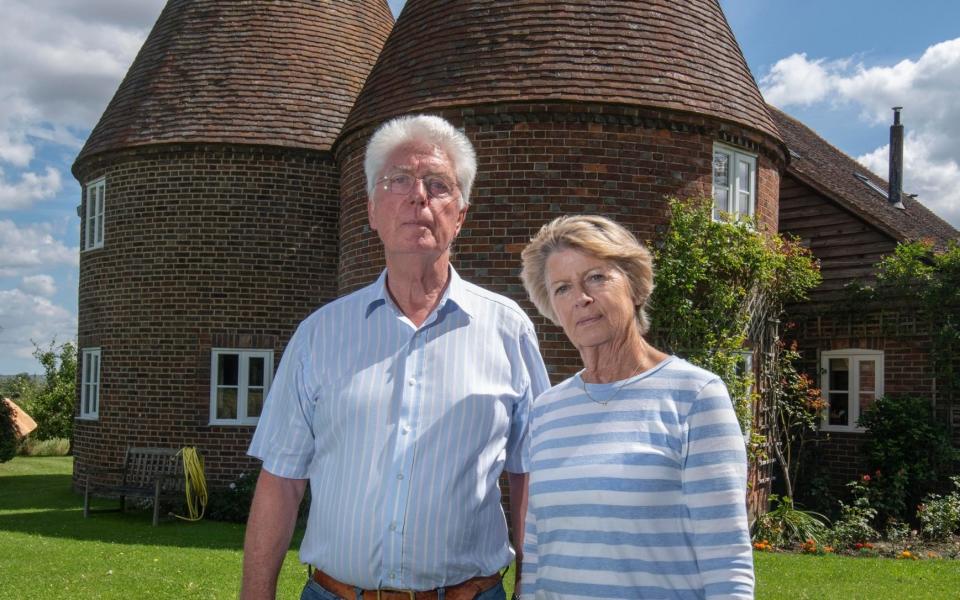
left=518, top=215, right=754, bottom=599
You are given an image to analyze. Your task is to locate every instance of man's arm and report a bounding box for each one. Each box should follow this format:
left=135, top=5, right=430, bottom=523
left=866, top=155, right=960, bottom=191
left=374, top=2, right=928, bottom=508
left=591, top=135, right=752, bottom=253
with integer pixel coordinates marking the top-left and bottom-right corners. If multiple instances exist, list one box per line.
left=240, top=469, right=308, bottom=600
left=507, top=471, right=528, bottom=594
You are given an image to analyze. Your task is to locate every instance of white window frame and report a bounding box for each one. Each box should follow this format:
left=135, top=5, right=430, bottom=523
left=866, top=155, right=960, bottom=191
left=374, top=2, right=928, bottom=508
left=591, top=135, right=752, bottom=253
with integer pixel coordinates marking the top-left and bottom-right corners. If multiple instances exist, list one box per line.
left=84, top=177, right=105, bottom=250
left=209, top=348, right=273, bottom=426
left=820, top=349, right=884, bottom=433
left=80, top=348, right=101, bottom=420
left=712, top=143, right=757, bottom=221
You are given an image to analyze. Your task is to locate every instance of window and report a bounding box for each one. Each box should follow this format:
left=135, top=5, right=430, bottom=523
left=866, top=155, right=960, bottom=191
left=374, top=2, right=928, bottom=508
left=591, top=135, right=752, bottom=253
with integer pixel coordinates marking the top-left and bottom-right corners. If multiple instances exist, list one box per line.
left=736, top=350, right=755, bottom=396
left=84, top=178, right=105, bottom=250
left=712, top=144, right=756, bottom=220
left=820, top=349, right=883, bottom=432
left=210, top=349, right=273, bottom=425
left=80, top=348, right=101, bottom=419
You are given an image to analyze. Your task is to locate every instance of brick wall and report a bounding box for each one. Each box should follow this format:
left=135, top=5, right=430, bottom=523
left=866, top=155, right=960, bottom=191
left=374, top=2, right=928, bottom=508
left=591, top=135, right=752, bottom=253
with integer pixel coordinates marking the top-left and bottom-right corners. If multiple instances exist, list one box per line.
left=72, top=143, right=339, bottom=489
left=336, top=102, right=783, bottom=384
left=787, top=308, right=941, bottom=492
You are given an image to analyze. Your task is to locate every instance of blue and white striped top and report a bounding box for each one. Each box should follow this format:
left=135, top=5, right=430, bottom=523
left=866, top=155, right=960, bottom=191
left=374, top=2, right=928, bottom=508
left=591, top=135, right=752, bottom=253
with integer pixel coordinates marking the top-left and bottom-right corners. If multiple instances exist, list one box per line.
left=520, top=356, right=754, bottom=599
left=248, top=267, right=550, bottom=590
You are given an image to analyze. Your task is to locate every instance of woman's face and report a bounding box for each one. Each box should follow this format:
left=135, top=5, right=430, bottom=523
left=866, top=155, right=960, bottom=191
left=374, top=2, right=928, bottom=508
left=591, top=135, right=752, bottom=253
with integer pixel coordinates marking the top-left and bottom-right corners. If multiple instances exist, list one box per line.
left=544, top=247, right=638, bottom=351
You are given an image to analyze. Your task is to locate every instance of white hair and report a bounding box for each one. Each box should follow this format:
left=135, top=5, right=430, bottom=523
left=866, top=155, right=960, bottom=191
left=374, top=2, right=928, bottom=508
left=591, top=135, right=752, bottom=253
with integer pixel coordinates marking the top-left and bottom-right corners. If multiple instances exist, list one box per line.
left=364, top=115, right=477, bottom=208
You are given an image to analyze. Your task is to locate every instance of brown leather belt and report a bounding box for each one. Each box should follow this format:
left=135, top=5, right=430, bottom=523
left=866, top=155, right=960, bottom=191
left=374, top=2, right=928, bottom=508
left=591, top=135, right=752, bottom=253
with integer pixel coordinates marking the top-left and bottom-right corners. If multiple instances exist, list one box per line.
left=311, top=568, right=502, bottom=600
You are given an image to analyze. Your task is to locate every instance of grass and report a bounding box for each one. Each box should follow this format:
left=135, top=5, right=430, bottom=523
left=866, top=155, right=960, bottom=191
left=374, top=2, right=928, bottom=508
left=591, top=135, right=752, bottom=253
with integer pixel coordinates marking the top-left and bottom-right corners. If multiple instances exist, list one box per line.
left=0, top=456, right=516, bottom=599
left=18, top=436, right=70, bottom=456
left=4, top=457, right=957, bottom=599
left=754, top=551, right=960, bottom=598
left=0, top=456, right=305, bottom=599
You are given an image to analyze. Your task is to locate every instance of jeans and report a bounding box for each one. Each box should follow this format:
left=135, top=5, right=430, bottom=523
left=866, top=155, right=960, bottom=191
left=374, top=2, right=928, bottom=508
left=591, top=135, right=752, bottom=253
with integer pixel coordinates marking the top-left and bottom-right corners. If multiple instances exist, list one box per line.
left=300, top=577, right=507, bottom=600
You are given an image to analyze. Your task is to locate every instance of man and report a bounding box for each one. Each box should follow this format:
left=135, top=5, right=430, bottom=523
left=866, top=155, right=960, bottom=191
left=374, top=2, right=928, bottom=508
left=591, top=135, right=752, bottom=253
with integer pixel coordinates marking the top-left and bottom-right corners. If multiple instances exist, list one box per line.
left=241, top=115, right=549, bottom=600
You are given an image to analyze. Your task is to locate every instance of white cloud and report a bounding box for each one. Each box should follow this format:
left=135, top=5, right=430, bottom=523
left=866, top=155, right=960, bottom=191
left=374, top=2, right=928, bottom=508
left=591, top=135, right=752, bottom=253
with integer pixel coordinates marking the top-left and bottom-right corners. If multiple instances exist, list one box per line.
left=0, top=167, right=62, bottom=210
left=0, top=0, right=165, bottom=168
left=0, top=288, right=76, bottom=361
left=858, top=133, right=960, bottom=229
left=0, top=219, right=78, bottom=277
left=759, top=53, right=839, bottom=107
left=762, top=38, right=960, bottom=228
left=20, top=274, right=56, bottom=297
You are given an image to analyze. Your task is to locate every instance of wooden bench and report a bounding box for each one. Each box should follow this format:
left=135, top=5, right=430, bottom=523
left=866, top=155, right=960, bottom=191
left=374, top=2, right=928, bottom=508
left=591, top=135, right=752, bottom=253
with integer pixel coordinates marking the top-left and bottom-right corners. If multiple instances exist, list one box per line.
left=83, top=447, right=185, bottom=526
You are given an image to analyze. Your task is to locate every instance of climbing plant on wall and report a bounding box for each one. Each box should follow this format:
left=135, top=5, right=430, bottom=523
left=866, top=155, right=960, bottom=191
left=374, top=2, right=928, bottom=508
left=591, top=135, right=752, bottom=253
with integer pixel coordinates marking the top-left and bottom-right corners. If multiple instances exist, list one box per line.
left=648, top=196, right=821, bottom=450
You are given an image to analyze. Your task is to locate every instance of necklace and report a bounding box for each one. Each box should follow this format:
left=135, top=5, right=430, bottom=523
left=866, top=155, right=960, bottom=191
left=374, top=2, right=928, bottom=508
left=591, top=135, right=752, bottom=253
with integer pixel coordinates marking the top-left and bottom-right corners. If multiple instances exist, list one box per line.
left=581, top=362, right=644, bottom=406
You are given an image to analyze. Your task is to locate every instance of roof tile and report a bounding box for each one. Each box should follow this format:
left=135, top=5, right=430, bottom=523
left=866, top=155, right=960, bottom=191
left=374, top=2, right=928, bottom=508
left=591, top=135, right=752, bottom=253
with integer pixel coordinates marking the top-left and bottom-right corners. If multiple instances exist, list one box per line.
left=75, top=0, right=393, bottom=168
left=342, top=0, right=780, bottom=143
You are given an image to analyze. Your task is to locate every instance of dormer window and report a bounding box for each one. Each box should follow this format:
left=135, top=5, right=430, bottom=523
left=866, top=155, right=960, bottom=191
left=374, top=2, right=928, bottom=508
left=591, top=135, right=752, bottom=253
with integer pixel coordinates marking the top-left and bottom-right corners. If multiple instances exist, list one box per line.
left=84, top=178, right=105, bottom=250
left=712, top=144, right=756, bottom=221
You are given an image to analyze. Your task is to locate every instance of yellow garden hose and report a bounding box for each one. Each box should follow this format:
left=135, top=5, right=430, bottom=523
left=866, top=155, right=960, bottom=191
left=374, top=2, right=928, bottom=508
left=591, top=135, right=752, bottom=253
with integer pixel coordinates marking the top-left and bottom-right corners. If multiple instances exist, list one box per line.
left=173, top=447, right=207, bottom=521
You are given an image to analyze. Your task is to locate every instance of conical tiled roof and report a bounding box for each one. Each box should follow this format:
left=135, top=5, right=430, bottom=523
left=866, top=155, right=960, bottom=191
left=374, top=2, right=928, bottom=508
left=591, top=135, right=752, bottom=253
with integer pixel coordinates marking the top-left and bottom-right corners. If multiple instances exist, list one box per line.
left=341, top=0, right=780, bottom=143
left=75, top=0, right=393, bottom=166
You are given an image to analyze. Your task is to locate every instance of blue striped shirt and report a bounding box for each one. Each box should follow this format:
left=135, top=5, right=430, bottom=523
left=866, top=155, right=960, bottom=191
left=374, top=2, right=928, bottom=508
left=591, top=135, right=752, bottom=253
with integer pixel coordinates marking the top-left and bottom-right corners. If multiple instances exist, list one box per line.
left=248, top=267, right=550, bottom=590
left=520, top=357, right=754, bottom=599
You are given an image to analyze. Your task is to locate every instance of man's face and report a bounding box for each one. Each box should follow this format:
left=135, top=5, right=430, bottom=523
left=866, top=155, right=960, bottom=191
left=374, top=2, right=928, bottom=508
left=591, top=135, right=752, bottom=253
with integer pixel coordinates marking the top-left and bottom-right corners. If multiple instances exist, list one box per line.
left=368, top=142, right=467, bottom=260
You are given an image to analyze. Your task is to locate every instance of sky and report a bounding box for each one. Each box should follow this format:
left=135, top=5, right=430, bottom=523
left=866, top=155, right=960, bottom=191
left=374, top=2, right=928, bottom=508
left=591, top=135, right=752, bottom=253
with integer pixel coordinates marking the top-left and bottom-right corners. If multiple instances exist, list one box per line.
left=0, top=0, right=958, bottom=375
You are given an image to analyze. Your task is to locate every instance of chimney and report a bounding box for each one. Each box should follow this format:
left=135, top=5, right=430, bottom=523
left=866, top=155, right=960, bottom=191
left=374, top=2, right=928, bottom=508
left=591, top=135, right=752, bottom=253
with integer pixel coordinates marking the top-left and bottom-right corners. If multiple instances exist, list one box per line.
left=888, top=107, right=905, bottom=209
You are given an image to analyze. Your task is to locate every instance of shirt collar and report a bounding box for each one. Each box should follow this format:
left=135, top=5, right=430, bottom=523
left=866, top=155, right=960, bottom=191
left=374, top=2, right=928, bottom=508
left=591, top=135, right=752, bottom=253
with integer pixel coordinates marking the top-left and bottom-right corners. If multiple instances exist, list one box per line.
left=364, top=265, right=476, bottom=320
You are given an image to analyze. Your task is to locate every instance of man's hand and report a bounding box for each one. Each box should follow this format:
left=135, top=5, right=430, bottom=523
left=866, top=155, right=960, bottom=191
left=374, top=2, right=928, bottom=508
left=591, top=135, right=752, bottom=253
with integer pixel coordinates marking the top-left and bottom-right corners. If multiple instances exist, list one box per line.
left=239, top=470, right=307, bottom=600
left=507, top=472, right=529, bottom=595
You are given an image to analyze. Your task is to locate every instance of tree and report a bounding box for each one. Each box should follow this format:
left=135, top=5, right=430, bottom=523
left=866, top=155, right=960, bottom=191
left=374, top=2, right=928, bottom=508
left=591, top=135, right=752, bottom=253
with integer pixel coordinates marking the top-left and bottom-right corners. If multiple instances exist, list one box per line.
left=0, top=399, right=16, bottom=463
left=29, top=341, right=77, bottom=441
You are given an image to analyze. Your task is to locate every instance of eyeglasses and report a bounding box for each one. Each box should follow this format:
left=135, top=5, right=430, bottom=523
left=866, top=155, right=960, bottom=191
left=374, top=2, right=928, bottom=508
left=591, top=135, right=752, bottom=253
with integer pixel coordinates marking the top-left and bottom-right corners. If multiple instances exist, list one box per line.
left=378, top=173, right=458, bottom=201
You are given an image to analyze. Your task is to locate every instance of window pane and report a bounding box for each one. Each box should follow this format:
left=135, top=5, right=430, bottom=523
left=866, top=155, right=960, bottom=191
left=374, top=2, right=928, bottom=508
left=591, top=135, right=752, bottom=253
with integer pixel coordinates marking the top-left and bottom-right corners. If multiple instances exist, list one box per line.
left=737, top=159, right=752, bottom=193
left=859, top=360, right=876, bottom=392
left=713, top=152, right=729, bottom=186
left=737, top=191, right=752, bottom=216
left=829, top=358, right=849, bottom=390
left=859, top=392, right=875, bottom=417
left=247, top=389, right=264, bottom=418
left=217, top=354, right=239, bottom=386
left=828, top=393, right=849, bottom=426
left=217, top=388, right=238, bottom=419
left=713, top=188, right=728, bottom=217
left=92, top=354, right=100, bottom=384
left=249, top=356, right=264, bottom=387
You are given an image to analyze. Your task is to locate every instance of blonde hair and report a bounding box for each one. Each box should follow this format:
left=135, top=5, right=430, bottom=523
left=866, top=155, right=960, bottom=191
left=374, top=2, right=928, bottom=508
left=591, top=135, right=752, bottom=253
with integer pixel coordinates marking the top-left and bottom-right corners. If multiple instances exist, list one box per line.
left=365, top=114, right=477, bottom=208
left=520, top=215, right=654, bottom=333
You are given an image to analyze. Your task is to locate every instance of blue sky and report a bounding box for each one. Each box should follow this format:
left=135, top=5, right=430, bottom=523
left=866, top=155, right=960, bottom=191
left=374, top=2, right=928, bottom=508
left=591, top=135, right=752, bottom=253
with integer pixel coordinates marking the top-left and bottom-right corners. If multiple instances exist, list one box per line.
left=1, top=0, right=958, bottom=374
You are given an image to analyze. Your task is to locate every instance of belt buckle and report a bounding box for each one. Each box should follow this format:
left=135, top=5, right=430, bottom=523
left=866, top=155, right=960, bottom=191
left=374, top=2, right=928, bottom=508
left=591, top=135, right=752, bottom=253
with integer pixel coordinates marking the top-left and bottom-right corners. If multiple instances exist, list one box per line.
left=376, top=589, right=415, bottom=600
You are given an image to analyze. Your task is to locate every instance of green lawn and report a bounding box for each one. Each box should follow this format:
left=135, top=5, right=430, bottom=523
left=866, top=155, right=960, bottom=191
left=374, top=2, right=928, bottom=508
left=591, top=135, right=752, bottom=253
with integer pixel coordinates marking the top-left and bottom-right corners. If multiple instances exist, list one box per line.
left=2, top=457, right=957, bottom=599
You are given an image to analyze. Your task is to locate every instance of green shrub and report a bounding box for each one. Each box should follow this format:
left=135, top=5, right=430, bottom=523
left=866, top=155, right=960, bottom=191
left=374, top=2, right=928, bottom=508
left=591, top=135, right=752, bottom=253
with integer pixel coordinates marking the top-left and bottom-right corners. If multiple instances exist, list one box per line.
left=648, top=197, right=820, bottom=433
left=753, top=494, right=829, bottom=547
left=18, top=437, right=70, bottom=457
left=829, top=478, right=879, bottom=549
left=858, top=395, right=958, bottom=523
left=0, top=400, right=17, bottom=463
left=206, top=470, right=259, bottom=523
left=207, top=469, right=311, bottom=525
left=918, top=476, right=960, bottom=541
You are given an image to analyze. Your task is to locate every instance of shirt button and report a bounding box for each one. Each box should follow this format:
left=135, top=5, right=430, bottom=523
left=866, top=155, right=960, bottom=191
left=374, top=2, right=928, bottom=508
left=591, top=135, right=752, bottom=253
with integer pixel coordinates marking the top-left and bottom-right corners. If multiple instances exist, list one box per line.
left=407, top=378, right=416, bottom=386
left=396, top=473, right=404, bottom=480
left=389, top=571, right=396, bottom=579
left=389, top=522, right=397, bottom=531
